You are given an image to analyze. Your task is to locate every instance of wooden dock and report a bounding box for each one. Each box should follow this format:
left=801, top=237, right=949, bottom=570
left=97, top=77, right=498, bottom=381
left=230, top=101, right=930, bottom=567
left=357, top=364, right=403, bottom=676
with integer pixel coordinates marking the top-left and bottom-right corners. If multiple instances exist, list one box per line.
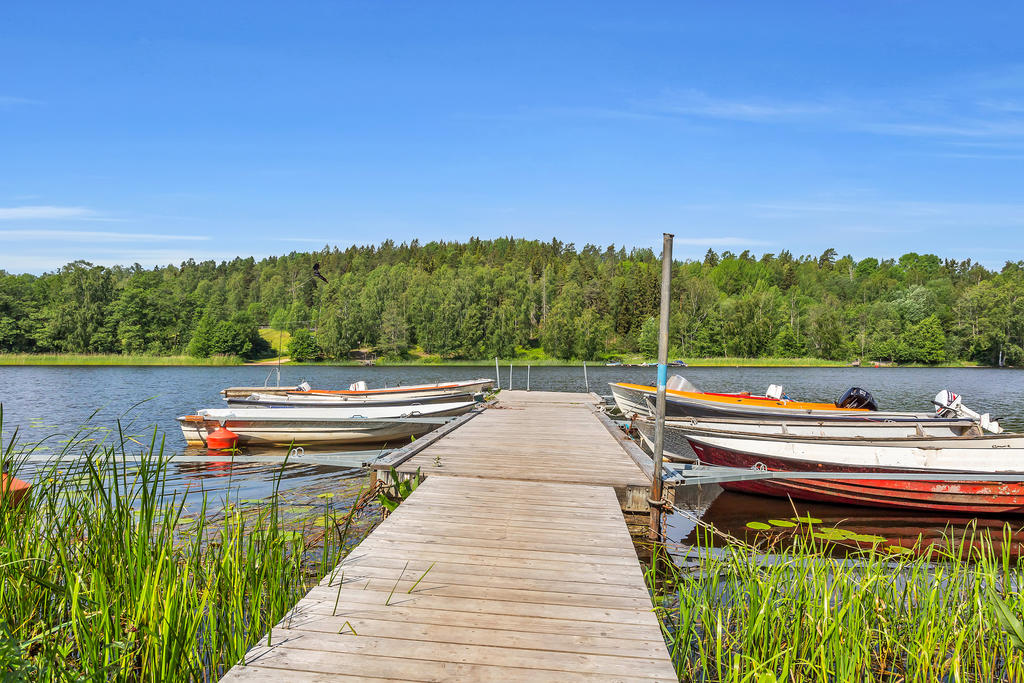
left=223, top=391, right=676, bottom=682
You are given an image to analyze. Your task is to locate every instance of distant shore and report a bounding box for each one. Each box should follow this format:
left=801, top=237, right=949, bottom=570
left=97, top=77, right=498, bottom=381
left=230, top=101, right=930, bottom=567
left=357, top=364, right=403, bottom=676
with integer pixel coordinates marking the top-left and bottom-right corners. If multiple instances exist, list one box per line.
left=0, top=353, right=989, bottom=368
left=0, top=353, right=245, bottom=366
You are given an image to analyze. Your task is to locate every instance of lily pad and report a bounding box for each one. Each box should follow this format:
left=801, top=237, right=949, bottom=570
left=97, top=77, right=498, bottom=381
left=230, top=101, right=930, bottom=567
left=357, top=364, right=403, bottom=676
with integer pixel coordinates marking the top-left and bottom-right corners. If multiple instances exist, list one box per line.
left=791, top=516, right=822, bottom=525
left=316, top=493, right=335, bottom=499
left=849, top=533, right=887, bottom=544
left=813, top=527, right=856, bottom=541
left=768, top=519, right=797, bottom=528
left=312, top=515, right=335, bottom=526
left=745, top=521, right=772, bottom=531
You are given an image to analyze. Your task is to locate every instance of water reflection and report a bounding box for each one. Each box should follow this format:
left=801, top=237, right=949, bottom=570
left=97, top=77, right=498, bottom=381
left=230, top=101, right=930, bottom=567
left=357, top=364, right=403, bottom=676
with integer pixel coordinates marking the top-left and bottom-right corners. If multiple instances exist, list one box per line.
left=668, top=488, right=1024, bottom=557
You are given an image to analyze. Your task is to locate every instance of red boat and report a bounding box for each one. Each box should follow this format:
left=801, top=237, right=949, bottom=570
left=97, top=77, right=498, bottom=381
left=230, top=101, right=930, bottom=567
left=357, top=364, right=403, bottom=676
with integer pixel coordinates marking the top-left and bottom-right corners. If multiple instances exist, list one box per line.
left=1, top=473, right=31, bottom=507
left=681, top=426, right=1024, bottom=515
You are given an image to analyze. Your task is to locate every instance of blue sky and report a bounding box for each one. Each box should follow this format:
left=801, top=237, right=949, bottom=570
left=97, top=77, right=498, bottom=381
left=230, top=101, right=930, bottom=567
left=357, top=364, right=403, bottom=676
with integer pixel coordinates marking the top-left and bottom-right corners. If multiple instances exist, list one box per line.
left=1, top=2, right=1022, bottom=273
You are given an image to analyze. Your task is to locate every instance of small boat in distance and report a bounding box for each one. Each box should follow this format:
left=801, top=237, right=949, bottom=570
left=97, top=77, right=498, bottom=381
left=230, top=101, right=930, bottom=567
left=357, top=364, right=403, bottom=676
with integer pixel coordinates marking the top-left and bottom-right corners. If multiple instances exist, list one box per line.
left=178, top=401, right=477, bottom=447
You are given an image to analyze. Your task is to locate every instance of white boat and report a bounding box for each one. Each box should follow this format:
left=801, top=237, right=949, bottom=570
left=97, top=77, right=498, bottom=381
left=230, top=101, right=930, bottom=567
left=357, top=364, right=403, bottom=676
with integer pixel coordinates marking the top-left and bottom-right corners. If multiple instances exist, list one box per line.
left=636, top=415, right=982, bottom=462
left=177, top=401, right=476, bottom=446
left=291, top=378, right=495, bottom=400
left=221, top=377, right=495, bottom=400
left=225, top=390, right=482, bottom=409
left=613, top=377, right=1003, bottom=433
left=673, top=425, right=1024, bottom=513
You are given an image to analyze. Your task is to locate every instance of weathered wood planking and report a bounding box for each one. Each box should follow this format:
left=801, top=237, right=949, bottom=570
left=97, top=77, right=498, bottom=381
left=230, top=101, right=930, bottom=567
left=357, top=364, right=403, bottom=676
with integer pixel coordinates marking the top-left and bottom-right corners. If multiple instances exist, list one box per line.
left=390, top=391, right=651, bottom=488
left=225, top=392, right=674, bottom=681
left=224, top=477, right=675, bottom=682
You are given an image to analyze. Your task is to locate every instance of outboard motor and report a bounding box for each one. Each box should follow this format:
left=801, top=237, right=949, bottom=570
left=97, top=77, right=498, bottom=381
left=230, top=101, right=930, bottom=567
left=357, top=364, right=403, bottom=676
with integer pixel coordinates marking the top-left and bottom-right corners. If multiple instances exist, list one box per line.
left=934, top=389, right=1003, bottom=433
left=835, top=387, right=878, bottom=411
left=933, top=389, right=961, bottom=417
left=348, top=380, right=369, bottom=391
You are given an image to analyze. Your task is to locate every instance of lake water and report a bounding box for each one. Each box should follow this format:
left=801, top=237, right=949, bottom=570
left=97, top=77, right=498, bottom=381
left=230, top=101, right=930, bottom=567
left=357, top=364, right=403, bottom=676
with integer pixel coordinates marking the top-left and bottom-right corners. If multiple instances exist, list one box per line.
left=4, top=364, right=1024, bottom=541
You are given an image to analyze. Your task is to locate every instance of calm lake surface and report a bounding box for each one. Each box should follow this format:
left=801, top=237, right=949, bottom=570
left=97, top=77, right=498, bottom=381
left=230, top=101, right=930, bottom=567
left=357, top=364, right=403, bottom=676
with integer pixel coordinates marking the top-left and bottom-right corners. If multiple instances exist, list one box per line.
left=3, top=364, right=1024, bottom=540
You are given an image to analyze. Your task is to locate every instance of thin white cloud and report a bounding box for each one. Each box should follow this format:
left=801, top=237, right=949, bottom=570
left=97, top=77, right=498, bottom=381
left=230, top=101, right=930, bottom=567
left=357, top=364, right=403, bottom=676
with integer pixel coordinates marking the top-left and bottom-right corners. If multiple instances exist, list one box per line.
left=859, top=120, right=1024, bottom=139
left=649, top=89, right=833, bottom=122
left=0, top=96, right=39, bottom=108
left=546, top=64, right=1024, bottom=147
left=0, top=206, right=96, bottom=220
left=0, top=230, right=209, bottom=242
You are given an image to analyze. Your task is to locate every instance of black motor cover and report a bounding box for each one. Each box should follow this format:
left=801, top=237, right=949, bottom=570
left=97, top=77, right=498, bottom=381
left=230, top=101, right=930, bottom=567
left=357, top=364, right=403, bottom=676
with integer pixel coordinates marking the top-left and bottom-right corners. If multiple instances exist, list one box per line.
left=835, top=387, right=878, bottom=411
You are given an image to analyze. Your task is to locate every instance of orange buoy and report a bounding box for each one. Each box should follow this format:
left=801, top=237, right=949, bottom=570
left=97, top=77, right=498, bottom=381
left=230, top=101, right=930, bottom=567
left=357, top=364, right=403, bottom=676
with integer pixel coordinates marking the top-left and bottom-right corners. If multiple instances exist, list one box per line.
left=206, top=424, right=239, bottom=451
left=1, top=473, right=31, bottom=508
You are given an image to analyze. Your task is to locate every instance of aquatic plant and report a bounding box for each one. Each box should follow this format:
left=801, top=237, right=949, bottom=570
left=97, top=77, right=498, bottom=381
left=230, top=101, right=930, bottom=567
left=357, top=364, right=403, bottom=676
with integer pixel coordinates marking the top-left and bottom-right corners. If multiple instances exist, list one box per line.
left=375, top=466, right=421, bottom=514
left=0, top=419, right=377, bottom=681
left=646, top=523, right=1024, bottom=681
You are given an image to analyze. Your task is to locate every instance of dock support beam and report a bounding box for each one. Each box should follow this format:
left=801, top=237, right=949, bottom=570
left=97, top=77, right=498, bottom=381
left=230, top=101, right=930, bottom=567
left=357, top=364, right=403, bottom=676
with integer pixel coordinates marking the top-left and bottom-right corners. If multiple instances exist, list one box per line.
left=650, top=232, right=673, bottom=543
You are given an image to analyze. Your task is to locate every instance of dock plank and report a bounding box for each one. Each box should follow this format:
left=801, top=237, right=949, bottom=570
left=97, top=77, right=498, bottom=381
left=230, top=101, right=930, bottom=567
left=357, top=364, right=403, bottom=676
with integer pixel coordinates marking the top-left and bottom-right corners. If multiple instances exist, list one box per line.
left=390, top=391, right=652, bottom=488
left=225, top=393, right=674, bottom=682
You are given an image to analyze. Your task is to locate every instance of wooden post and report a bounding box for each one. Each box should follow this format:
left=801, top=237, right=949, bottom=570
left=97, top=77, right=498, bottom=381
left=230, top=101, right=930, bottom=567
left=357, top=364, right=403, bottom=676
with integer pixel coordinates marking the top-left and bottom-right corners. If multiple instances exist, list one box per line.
left=495, top=357, right=500, bottom=390
left=650, top=233, right=673, bottom=543
left=583, top=361, right=589, bottom=393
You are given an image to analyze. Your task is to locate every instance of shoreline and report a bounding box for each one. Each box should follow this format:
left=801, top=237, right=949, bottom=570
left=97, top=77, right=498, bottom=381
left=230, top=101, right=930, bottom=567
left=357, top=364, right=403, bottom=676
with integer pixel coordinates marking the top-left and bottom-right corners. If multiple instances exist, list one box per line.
left=0, top=353, right=991, bottom=368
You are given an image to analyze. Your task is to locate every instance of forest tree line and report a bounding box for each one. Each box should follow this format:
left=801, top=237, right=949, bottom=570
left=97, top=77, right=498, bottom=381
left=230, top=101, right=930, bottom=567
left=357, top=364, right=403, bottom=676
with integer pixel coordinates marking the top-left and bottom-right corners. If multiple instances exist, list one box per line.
left=1, top=238, right=1022, bottom=365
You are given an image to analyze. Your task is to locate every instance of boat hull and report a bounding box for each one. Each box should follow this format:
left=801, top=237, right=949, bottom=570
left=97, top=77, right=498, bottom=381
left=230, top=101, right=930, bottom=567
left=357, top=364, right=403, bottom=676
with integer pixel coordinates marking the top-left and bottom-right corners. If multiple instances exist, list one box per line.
left=180, top=417, right=438, bottom=446
left=301, top=379, right=494, bottom=399
left=1, top=473, right=31, bottom=507
left=684, top=436, right=1024, bottom=514
left=178, top=402, right=475, bottom=447
left=610, top=382, right=872, bottom=420
left=612, top=382, right=952, bottom=424
left=635, top=416, right=979, bottom=462
left=225, top=391, right=481, bottom=409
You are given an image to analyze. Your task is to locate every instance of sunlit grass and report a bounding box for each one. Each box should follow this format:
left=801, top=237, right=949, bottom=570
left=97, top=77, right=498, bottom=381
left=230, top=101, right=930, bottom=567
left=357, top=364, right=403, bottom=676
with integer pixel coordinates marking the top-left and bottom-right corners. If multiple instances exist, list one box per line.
left=647, top=525, right=1024, bottom=681
left=257, top=328, right=291, bottom=356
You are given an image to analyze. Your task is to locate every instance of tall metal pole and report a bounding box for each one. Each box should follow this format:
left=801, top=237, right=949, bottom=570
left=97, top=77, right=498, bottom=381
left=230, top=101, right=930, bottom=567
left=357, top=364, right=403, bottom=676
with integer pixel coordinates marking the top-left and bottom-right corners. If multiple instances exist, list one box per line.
left=495, top=357, right=500, bottom=390
left=527, top=365, right=530, bottom=391
left=509, top=363, right=513, bottom=390
left=650, top=233, right=673, bottom=543
left=583, top=361, right=589, bottom=393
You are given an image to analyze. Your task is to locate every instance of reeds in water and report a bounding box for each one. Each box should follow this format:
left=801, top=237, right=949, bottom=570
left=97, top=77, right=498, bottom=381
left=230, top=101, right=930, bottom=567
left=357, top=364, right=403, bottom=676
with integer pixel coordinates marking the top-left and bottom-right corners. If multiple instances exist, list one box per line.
left=647, top=524, right=1024, bottom=682
left=0, top=421, right=376, bottom=681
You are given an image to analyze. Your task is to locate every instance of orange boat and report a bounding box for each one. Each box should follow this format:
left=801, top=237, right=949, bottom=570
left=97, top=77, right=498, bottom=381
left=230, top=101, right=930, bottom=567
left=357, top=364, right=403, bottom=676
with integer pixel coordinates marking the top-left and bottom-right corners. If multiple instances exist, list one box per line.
left=1, top=473, right=31, bottom=507
left=610, top=376, right=879, bottom=420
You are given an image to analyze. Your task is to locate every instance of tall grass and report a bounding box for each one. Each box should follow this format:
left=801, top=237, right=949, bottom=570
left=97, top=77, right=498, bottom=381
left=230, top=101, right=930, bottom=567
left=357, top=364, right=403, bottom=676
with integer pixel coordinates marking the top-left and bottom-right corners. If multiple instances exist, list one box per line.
left=647, top=526, right=1024, bottom=681
left=0, top=421, right=375, bottom=681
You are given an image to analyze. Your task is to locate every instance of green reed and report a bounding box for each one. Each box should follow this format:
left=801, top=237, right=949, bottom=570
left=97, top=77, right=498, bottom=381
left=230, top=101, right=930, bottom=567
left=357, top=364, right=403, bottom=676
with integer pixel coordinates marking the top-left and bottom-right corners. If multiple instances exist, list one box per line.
left=0, top=420, right=374, bottom=681
left=646, top=525, right=1024, bottom=682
